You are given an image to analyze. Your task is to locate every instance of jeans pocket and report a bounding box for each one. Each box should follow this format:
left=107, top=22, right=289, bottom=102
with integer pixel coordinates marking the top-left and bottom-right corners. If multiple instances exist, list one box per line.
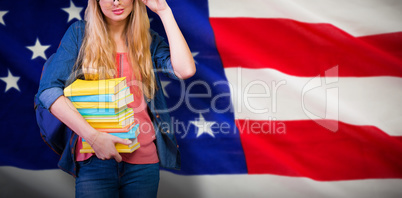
left=77, top=155, right=94, bottom=167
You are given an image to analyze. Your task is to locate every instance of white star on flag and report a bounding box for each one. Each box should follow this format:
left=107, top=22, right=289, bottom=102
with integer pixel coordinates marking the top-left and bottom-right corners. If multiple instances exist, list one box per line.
left=62, top=0, right=83, bottom=22
left=160, top=80, right=171, bottom=98
left=190, top=113, right=216, bottom=138
left=26, top=38, right=50, bottom=60
left=192, top=52, right=199, bottom=64
left=0, top=11, right=8, bottom=26
left=0, top=69, right=20, bottom=92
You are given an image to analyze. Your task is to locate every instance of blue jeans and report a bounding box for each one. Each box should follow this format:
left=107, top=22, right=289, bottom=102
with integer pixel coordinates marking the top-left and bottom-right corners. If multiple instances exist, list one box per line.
left=75, top=156, right=160, bottom=198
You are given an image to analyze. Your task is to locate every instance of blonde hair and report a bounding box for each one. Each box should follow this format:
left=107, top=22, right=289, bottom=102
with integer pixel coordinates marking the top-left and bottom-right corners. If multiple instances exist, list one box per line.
left=76, top=0, right=155, bottom=98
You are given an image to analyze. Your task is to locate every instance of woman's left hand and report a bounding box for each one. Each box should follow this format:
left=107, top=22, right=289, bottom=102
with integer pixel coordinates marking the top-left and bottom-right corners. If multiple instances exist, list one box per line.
left=142, top=0, right=170, bottom=15
left=142, top=0, right=196, bottom=79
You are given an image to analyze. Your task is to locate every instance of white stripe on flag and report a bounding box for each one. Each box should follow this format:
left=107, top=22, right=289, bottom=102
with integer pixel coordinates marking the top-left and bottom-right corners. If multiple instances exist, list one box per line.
left=2, top=167, right=402, bottom=197
left=159, top=172, right=402, bottom=198
left=224, top=67, right=402, bottom=136
left=208, top=0, right=402, bottom=36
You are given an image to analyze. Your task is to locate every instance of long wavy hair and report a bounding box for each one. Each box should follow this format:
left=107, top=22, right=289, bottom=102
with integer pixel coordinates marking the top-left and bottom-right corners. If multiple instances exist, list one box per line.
left=76, top=0, right=155, bottom=98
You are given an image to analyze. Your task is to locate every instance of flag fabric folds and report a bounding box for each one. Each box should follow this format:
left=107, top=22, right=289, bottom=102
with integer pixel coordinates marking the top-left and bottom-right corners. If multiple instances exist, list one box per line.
left=0, top=0, right=401, bottom=186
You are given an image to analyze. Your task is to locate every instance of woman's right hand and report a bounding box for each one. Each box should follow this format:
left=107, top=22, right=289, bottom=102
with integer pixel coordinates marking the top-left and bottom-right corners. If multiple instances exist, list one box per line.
left=89, top=132, right=132, bottom=162
left=49, top=96, right=132, bottom=163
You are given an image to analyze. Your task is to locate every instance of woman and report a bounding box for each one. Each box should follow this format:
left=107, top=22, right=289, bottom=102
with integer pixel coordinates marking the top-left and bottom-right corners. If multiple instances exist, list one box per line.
left=36, top=0, right=195, bottom=197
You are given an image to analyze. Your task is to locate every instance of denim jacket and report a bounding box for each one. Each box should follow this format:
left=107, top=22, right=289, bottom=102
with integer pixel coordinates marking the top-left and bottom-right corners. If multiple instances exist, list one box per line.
left=36, top=21, right=180, bottom=176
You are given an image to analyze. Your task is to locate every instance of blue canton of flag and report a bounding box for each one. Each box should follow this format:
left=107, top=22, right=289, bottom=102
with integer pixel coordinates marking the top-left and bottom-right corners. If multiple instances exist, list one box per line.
left=0, top=0, right=88, bottom=169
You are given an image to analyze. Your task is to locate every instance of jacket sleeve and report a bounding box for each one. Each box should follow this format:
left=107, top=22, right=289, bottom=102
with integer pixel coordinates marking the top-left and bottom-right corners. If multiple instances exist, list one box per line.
left=36, top=21, right=85, bottom=110
left=150, top=29, right=179, bottom=80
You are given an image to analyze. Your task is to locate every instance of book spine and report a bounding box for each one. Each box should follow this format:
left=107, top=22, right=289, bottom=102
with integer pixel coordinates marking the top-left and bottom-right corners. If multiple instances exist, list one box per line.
left=68, top=95, right=113, bottom=102
left=77, top=108, right=126, bottom=115
left=64, top=77, right=126, bottom=97
left=80, top=143, right=140, bottom=153
left=71, top=94, right=133, bottom=109
left=82, top=129, right=139, bottom=141
left=67, top=87, right=130, bottom=102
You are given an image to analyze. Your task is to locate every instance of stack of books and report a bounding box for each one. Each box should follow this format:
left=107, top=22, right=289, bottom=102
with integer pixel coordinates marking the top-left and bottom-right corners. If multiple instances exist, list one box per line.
left=64, top=77, right=140, bottom=153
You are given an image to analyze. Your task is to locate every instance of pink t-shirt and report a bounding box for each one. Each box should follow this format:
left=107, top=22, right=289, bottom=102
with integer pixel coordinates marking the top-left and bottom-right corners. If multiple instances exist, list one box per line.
left=75, top=53, right=159, bottom=164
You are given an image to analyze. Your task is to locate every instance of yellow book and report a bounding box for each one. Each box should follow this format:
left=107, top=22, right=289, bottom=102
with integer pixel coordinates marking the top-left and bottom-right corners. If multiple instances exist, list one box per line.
left=89, top=116, right=134, bottom=129
left=64, top=77, right=127, bottom=97
left=72, top=94, right=133, bottom=109
left=86, top=111, right=133, bottom=123
left=96, top=122, right=136, bottom=133
left=82, top=138, right=139, bottom=149
left=78, top=105, right=128, bottom=116
left=81, top=142, right=140, bottom=153
left=84, top=108, right=134, bottom=122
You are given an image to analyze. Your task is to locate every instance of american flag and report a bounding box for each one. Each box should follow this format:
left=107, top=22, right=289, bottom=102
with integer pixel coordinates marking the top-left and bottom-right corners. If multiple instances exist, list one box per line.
left=1, top=0, right=402, bottom=196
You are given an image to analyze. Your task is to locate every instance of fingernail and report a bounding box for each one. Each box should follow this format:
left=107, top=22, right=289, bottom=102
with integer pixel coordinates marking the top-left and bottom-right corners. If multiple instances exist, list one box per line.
left=127, top=140, right=132, bottom=144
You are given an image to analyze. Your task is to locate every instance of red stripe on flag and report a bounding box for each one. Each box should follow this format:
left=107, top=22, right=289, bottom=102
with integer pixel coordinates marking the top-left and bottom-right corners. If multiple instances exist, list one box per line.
left=359, top=32, right=402, bottom=60
left=235, top=119, right=402, bottom=181
left=210, top=18, right=402, bottom=77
